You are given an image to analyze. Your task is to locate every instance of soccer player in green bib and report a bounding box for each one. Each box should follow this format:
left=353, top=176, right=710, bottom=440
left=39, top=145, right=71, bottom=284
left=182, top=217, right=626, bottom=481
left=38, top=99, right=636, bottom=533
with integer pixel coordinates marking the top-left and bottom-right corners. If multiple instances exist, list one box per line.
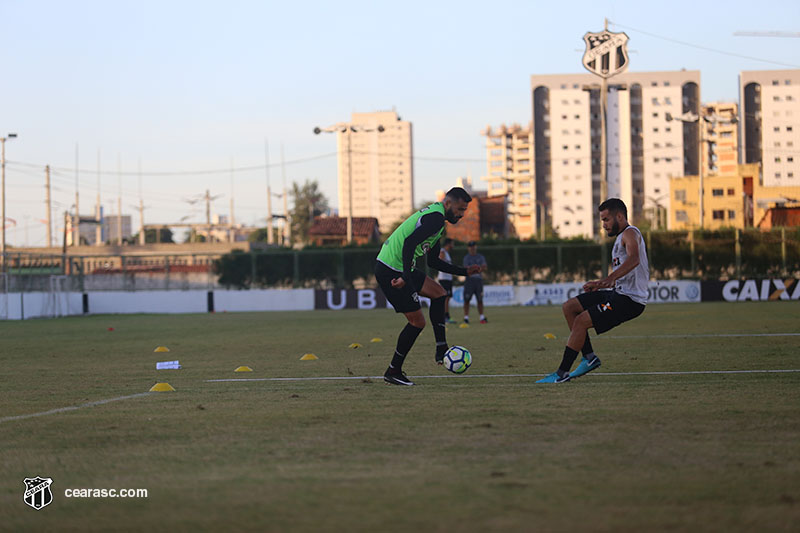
left=375, top=187, right=483, bottom=385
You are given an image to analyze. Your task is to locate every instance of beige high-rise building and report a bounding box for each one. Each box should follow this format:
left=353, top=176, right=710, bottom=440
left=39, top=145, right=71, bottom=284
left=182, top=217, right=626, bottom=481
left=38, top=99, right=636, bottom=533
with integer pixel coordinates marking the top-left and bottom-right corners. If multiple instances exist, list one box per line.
left=337, top=110, right=413, bottom=233
left=740, top=70, right=800, bottom=186
left=482, top=123, right=536, bottom=238
left=531, top=70, right=701, bottom=237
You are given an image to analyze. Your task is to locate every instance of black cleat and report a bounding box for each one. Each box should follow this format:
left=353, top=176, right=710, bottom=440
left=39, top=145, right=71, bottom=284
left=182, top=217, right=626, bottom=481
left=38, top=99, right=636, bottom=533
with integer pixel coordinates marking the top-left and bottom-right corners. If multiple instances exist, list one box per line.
left=435, top=345, right=448, bottom=365
left=384, top=369, right=415, bottom=386
left=463, top=317, right=470, bottom=324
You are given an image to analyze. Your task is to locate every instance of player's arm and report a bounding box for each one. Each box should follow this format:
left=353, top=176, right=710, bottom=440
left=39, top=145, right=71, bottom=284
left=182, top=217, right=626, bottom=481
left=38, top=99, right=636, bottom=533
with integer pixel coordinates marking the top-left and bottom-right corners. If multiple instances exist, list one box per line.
left=427, top=242, right=468, bottom=276
left=583, top=227, right=640, bottom=291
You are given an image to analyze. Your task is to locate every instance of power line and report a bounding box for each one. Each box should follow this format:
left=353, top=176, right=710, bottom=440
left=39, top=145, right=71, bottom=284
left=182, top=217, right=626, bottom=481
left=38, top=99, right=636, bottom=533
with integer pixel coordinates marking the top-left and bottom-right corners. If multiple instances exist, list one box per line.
left=609, top=21, right=800, bottom=69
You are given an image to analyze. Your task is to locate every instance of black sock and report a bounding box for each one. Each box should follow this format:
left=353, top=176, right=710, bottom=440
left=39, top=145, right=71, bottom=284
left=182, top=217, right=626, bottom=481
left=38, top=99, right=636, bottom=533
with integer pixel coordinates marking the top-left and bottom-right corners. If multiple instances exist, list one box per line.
left=430, top=296, right=447, bottom=346
left=390, top=323, right=423, bottom=371
left=558, top=346, right=580, bottom=376
left=582, top=334, right=594, bottom=357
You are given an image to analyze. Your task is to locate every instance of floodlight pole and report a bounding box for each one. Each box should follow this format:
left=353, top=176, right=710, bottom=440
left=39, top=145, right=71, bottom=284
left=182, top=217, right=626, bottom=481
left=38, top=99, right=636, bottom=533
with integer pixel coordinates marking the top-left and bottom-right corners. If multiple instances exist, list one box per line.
left=1, top=133, right=18, bottom=270
left=314, top=122, right=384, bottom=244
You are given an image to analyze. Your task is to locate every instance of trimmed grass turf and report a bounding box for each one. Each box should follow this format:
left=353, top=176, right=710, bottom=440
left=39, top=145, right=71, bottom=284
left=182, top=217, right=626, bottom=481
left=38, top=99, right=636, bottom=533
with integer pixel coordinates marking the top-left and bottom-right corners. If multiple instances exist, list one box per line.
left=1, top=302, right=799, bottom=531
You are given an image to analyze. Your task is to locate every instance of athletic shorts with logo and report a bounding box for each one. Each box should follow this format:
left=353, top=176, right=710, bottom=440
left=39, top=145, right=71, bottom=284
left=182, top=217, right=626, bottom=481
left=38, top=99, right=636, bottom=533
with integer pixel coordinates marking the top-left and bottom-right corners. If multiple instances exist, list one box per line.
left=375, top=261, right=427, bottom=313
left=439, top=279, right=453, bottom=297
left=463, top=277, right=483, bottom=302
left=577, top=289, right=645, bottom=334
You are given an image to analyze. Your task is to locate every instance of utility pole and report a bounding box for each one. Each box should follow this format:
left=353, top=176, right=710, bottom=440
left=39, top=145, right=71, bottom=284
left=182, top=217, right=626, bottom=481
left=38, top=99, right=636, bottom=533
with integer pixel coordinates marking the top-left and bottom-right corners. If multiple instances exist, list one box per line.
left=138, top=158, right=144, bottom=245
left=265, top=140, right=274, bottom=245
left=117, top=154, right=122, bottom=245
left=45, top=165, right=53, bottom=247
left=281, top=145, right=290, bottom=246
left=74, top=143, right=80, bottom=247
left=95, top=149, right=102, bottom=246
left=229, top=157, right=235, bottom=243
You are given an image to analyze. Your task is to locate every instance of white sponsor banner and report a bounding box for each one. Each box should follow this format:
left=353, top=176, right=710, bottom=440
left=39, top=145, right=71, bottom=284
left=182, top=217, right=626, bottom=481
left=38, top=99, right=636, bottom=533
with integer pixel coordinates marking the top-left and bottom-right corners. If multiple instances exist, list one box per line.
left=451, top=285, right=516, bottom=307
left=720, top=279, right=800, bottom=302
left=216, top=289, right=314, bottom=312
left=519, top=281, right=701, bottom=306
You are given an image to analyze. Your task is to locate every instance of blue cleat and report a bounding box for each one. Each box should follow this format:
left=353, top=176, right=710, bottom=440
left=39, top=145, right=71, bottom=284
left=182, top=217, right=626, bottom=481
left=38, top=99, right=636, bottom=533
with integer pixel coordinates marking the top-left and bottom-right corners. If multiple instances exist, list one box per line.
left=569, top=355, right=601, bottom=379
left=535, top=371, right=571, bottom=384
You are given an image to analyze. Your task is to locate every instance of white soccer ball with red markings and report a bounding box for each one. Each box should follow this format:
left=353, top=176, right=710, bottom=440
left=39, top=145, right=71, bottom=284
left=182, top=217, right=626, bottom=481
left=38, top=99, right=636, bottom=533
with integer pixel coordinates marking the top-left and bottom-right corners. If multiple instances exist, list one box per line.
left=443, top=346, right=472, bottom=374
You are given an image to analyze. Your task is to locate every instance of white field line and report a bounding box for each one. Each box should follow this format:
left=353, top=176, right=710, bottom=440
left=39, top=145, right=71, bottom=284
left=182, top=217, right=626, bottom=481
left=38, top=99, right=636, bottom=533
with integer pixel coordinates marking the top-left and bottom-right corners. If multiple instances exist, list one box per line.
left=205, top=369, right=800, bottom=383
left=0, top=392, right=152, bottom=424
left=604, top=333, right=800, bottom=339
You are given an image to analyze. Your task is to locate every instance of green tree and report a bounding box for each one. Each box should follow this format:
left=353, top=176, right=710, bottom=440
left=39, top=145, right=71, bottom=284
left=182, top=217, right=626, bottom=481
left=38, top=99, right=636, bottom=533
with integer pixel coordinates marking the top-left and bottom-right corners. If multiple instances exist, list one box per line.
left=137, top=228, right=174, bottom=244
left=290, top=180, right=329, bottom=245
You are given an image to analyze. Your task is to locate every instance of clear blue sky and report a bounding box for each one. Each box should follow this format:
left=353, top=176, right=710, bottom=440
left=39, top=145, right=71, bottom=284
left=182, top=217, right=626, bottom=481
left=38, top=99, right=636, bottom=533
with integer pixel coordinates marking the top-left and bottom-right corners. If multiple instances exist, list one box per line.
left=2, top=0, right=799, bottom=246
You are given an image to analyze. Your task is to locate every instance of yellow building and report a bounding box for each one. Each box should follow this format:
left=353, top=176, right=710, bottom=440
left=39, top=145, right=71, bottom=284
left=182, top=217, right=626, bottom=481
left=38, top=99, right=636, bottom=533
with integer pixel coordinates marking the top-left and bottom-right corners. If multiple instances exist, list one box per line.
left=670, top=163, right=800, bottom=229
left=482, top=123, right=537, bottom=239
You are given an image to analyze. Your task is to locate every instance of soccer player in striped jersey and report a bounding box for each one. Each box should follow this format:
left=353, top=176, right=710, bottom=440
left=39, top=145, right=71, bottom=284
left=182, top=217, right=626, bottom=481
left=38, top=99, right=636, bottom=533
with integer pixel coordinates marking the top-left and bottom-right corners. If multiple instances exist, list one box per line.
left=375, top=187, right=483, bottom=386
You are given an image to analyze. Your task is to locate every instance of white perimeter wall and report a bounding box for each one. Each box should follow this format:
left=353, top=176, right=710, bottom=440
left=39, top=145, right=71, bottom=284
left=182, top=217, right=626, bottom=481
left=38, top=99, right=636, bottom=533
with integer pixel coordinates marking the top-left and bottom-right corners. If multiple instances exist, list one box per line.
left=0, top=283, right=700, bottom=320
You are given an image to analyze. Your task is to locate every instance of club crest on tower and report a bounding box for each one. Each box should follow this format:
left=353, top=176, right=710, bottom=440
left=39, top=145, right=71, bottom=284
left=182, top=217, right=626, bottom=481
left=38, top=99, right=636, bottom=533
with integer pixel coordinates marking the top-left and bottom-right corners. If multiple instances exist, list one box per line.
left=582, top=30, right=629, bottom=79
left=23, top=477, right=53, bottom=510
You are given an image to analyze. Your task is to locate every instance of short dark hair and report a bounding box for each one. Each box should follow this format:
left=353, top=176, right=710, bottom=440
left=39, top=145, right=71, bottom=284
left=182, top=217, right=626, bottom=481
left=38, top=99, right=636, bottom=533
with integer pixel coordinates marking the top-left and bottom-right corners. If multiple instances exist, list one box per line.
left=445, top=187, right=472, bottom=203
left=599, top=198, right=627, bottom=219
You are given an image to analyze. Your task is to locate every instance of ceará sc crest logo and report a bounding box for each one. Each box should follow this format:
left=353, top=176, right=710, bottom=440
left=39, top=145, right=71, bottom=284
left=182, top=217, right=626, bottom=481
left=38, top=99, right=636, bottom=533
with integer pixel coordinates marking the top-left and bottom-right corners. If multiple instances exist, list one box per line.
left=23, top=476, right=53, bottom=510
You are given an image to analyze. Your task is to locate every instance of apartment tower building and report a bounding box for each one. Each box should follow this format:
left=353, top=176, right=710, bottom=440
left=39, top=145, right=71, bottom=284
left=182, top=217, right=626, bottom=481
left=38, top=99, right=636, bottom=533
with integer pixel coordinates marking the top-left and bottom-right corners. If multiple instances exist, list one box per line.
left=740, top=70, right=800, bottom=186
left=337, top=110, right=413, bottom=233
left=482, top=123, right=536, bottom=239
left=531, top=70, right=700, bottom=238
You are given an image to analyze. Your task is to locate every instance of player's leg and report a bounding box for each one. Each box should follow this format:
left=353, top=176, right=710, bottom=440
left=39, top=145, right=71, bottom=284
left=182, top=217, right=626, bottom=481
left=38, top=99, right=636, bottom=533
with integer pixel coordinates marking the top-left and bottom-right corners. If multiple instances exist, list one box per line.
left=419, top=276, right=449, bottom=364
left=563, top=296, right=596, bottom=363
left=463, top=280, right=473, bottom=323
left=375, top=262, right=424, bottom=386
left=477, top=281, right=487, bottom=323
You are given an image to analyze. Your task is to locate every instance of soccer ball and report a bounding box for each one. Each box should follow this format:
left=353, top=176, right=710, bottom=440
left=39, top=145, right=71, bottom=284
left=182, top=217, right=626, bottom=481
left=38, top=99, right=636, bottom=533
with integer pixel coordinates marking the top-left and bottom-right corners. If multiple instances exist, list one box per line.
left=443, top=346, right=472, bottom=374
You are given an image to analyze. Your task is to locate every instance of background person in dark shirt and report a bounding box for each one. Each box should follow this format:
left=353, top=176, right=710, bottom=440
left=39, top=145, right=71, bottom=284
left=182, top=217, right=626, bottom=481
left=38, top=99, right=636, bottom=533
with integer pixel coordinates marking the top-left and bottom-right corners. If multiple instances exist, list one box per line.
left=462, top=241, right=488, bottom=324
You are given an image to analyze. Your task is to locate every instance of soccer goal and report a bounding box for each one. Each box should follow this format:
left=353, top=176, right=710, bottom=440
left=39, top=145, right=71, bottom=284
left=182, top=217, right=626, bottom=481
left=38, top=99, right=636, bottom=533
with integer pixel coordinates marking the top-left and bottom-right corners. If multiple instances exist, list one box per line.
left=45, top=275, right=69, bottom=318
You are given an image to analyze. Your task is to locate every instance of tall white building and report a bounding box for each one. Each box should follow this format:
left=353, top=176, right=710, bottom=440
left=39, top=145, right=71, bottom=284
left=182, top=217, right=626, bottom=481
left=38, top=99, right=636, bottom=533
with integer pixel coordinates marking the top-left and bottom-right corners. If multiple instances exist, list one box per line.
left=337, top=110, right=413, bottom=233
left=740, top=70, right=800, bottom=186
left=531, top=70, right=700, bottom=237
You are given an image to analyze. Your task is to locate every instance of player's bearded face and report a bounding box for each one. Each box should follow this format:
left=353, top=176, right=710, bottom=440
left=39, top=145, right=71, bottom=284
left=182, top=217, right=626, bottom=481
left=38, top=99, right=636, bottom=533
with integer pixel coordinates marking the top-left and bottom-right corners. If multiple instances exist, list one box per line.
left=445, top=199, right=468, bottom=223
left=601, top=210, right=622, bottom=236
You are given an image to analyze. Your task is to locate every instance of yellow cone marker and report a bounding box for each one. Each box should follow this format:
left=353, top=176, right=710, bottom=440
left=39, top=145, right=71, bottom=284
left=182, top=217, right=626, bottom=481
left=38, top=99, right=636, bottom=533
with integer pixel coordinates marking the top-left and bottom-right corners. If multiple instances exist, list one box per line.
left=149, top=382, right=175, bottom=392
left=459, top=323, right=470, bottom=329
left=154, top=346, right=170, bottom=352
left=349, top=343, right=362, bottom=349
left=300, top=353, right=319, bottom=361
left=544, top=333, right=556, bottom=339
left=370, top=338, right=383, bottom=343
left=234, top=366, right=253, bottom=372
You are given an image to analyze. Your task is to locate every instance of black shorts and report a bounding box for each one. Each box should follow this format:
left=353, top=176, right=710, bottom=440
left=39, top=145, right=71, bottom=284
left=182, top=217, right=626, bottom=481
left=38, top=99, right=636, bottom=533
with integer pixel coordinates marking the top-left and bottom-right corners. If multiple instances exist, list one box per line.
left=439, top=279, right=453, bottom=297
left=463, top=277, right=483, bottom=302
left=375, top=261, right=427, bottom=313
left=577, top=290, right=645, bottom=334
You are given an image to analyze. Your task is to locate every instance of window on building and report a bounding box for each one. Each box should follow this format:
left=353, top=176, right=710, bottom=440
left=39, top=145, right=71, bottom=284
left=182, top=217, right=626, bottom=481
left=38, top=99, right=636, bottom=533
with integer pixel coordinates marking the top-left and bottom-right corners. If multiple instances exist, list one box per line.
left=575, top=159, right=581, bottom=165
left=728, top=210, right=736, bottom=220
left=665, top=97, right=672, bottom=105
left=772, top=80, right=779, bottom=86
left=721, top=131, right=732, bottom=138
left=654, top=157, right=660, bottom=163
left=776, top=172, right=782, bottom=178
left=653, top=113, right=659, bottom=118
left=655, top=188, right=661, bottom=194
left=773, top=96, right=781, bottom=101
left=774, top=127, right=781, bottom=132
left=788, top=172, right=794, bottom=178
left=575, top=144, right=581, bottom=150
left=775, top=157, right=782, bottom=163
left=491, top=181, right=504, bottom=189
left=561, top=114, right=568, bottom=120
left=562, top=145, right=569, bottom=150
left=653, top=127, right=659, bottom=133
left=652, top=97, right=659, bottom=105
left=665, top=127, right=672, bottom=132
left=675, top=190, right=686, bottom=201
left=726, top=188, right=735, bottom=196
left=712, top=189, right=724, bottom=196
left=676, top=210, right=688, bottom=222
left=788, top=126, right=794, bottom=132
left=713, top=210, right=724, bottom=220
left=520, top=192, right=531, bottom=199
left=491, top=160, right=503, bottom=167
left=787, top=95, right=794, bottom=101
left=654, top=142, right=661, bottom=148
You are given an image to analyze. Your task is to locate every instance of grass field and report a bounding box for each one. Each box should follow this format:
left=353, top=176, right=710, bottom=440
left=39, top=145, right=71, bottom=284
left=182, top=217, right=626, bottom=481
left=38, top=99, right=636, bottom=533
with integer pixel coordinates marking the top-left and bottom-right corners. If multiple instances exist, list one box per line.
left=1, top=302, right=799, bottom=532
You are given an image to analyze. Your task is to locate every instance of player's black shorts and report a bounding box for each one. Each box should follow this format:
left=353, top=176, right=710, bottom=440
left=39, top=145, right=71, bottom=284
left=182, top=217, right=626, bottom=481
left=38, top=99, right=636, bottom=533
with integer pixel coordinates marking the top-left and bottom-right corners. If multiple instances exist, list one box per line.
left=463, top=277, right=483, bottom=302
left=375, top=261, right=427, bottom=313
left=439, top=279, right=453, bottom=297
left=577, top=290, right=645, bottom=334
